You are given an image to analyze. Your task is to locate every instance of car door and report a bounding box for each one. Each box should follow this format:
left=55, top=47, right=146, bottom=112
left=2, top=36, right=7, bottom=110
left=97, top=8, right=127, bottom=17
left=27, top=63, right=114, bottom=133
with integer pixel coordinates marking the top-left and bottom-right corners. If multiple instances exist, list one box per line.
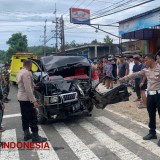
left=91, top=83, right=130, bottom=109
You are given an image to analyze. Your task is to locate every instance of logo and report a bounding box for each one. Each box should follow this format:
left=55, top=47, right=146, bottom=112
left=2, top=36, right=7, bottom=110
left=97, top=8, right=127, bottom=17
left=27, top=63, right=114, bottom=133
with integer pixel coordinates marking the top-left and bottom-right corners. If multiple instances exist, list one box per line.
left=70, top=8, right=90, bottom=24
left=0, top=141, right=50, bottom=150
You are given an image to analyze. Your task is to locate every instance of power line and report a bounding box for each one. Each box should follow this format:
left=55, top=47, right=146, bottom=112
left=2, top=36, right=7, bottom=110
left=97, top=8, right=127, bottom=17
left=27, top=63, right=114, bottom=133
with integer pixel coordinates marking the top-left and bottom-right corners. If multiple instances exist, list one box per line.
left=62, top=0, right=79, bottom=16
left=91, top=0, right=155, bottom=20
left=91, top=0, right=143, bottom=18
left=84, top=0, right=96, bottom=8
left=91, top=0, right=126, bottom=17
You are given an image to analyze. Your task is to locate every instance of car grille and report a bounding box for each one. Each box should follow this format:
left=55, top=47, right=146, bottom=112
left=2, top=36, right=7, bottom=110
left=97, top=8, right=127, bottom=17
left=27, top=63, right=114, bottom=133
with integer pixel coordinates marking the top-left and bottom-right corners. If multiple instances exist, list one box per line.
left=61, top=92, right=77, bottom=103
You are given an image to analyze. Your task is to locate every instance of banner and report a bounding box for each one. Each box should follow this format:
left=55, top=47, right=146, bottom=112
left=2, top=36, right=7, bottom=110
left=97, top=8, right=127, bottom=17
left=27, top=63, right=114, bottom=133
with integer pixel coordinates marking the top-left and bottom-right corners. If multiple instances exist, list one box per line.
left=119, top=10, right=160, bottom=35
left=70, top=8, right=90, bottom=24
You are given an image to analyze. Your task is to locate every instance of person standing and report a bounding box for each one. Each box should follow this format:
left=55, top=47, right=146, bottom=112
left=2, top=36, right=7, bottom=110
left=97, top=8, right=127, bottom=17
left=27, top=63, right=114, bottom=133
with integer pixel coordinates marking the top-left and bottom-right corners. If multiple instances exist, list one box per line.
left=128, top=56, right=135, bottom=75
left=132, top=57, right=143, bottom=101
left=156, top=50, right=160, bottom=64
left=0, top=85, right=5, bottom=132
left=17, top=60, right=47, bottom=142
left=91, top=60, right=99, bottom=88
left=2, top=64, right=10, bottom=103
left=118, top=56, right=129, bottom=78
left=139, top=56, right=147, bottom=109
left=110, top=54, right=117, bottom=83
left=119, top=54, right=160, bottom=146
left=97, top=60, right=103, bottom=82
left=104, top=60, right=113, bottom=89
left=102, top=58, right=107, bottom=85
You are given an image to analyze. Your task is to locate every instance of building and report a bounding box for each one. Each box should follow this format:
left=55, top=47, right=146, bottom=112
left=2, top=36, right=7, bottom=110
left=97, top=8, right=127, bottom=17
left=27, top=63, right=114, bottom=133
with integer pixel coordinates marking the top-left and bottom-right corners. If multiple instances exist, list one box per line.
left=64, top=43, right=120, bottom=59
left=119, top=7, right=160, bottom=55
left=122, top=40, right=143, bottom=52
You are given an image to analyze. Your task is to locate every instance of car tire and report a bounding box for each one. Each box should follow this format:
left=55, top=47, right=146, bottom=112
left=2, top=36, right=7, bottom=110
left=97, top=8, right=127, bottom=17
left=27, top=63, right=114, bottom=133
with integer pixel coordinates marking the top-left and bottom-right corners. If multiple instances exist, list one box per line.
left=36, top=106, right=46, bottom=124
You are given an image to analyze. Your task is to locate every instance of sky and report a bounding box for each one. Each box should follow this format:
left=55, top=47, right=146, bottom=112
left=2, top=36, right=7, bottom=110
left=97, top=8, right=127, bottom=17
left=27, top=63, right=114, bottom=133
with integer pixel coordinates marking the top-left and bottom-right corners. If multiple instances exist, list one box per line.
left=0, top=0, right=159, bottom=51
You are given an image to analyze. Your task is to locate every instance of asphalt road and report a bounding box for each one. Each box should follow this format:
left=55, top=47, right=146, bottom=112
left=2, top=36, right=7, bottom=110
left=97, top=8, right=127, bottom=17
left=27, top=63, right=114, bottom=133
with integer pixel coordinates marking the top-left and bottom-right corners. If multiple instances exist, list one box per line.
left=1, top=86, right=160, bottom=160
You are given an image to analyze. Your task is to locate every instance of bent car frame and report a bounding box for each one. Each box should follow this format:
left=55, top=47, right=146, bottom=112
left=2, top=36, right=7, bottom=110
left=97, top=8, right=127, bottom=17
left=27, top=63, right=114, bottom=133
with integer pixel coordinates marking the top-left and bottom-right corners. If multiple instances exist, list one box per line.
left=31, top=55, right=130, bottom=124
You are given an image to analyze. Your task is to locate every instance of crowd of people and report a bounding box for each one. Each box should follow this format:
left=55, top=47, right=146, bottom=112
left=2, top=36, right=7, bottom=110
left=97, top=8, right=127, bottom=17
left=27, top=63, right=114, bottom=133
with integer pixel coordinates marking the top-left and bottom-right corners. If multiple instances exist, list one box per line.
left=91, top=51, right=160, bottom=147
left=119, top=52, right=160, bottom=146
left=91, top=51, right=160, bottom=108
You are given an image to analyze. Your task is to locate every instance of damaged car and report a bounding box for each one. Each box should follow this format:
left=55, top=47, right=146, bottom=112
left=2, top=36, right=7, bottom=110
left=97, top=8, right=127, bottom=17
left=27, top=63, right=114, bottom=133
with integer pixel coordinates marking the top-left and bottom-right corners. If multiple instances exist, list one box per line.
left=31, top=55, right=130, bottom=124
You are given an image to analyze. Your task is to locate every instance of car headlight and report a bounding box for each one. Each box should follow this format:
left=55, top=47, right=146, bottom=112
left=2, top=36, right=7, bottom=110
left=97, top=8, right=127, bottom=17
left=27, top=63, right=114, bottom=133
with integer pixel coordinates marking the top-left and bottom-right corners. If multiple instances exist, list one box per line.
left=50, top=96, right=59, bottom=103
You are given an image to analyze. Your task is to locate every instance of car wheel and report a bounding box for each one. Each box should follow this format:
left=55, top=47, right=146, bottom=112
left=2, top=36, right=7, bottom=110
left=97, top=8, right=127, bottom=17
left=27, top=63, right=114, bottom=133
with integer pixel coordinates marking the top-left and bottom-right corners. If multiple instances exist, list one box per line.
left=36, top=106, right=46, bottom=124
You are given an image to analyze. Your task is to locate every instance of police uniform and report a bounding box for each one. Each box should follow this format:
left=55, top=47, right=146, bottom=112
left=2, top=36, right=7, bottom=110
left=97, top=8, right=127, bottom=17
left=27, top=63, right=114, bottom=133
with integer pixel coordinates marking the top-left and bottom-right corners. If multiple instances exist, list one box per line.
left=122, top=64, right=160, bottom=141
left=17, top=67, right=47, bottom=142
left=0, top=83, right=4, bottom=131
left=17, top=68, right=38, bottom=134
left=2, top=67, right=10, bottom=101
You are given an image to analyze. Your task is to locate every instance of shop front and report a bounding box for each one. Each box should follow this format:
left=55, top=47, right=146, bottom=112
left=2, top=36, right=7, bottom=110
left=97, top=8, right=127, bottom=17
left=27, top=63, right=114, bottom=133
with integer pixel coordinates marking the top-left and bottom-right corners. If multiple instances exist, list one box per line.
left=119, top=7, right=160, bottom=55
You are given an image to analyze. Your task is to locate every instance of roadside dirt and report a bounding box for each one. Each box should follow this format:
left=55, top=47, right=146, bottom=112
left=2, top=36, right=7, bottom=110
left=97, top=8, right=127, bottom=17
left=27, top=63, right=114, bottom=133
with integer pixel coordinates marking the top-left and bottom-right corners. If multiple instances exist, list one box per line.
left=99, top=84, right=160, bottom=129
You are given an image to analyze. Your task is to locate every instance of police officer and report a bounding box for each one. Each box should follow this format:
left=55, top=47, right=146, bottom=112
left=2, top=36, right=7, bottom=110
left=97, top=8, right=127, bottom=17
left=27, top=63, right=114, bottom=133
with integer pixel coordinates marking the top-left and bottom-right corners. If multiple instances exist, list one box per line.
left=17, top=60, right=47, bottom=142
left=2, top=63, right=10, bottom=103
left=0, top=65, right=5, bottom=132
left=120, top=54, right=160, bottom=147
left=0, top=83, right=5, bottom=132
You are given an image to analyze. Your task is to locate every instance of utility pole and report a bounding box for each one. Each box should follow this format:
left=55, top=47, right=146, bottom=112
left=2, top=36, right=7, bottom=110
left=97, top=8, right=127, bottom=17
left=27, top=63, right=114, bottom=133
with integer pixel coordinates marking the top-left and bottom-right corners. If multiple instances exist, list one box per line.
left=55, top=17, right=58, bottom=53
left=60, top=16, right=65, bottom=53
left=52, top=3, right=65, bottom=54
left=44, top=19, right=47, bottom=56
left=54, top=3, right=58, bottom=53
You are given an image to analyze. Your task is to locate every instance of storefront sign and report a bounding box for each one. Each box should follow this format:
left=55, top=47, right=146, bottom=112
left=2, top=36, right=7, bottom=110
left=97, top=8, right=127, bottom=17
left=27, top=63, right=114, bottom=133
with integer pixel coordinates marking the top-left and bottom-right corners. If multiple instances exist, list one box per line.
left=70, top=8, right=90, bottom=24
left=119, top=10, right=160, bottom=35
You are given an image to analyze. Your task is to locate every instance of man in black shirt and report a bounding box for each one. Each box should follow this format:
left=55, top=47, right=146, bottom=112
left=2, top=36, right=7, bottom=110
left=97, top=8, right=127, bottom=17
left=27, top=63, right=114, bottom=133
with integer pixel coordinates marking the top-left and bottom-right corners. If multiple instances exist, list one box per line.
left=111, top=54, right=117, bottom=83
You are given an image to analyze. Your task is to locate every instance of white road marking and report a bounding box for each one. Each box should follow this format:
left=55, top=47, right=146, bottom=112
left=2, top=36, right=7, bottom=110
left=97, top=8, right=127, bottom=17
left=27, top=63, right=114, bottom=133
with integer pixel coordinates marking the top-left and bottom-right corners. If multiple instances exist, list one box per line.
left=0, top=129, right=20, bottom=160
left=53, top=123, right=100, bottom=160
left=80, top=121, right=142, bottom=160
left=105, top=108, right=160, bottom=134
left=96, top=116, right=160, bottom=158
left=36, top=126, right=59, bottom=160
left=3, top=114, right=21, bottom=119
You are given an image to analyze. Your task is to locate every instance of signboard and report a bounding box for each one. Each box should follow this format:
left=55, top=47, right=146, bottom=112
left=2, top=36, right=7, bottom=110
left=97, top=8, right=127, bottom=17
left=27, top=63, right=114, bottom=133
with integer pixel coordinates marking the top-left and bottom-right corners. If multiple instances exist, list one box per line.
left=70, top=8, right=90, bottom=24
left=119, top=10, right=160, bottom=35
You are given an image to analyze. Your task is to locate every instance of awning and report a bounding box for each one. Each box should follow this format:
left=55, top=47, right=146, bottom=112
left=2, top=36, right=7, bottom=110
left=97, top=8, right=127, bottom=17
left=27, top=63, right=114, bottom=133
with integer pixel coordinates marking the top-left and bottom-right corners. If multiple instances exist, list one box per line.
left=119, top=7, right=160, bottom=35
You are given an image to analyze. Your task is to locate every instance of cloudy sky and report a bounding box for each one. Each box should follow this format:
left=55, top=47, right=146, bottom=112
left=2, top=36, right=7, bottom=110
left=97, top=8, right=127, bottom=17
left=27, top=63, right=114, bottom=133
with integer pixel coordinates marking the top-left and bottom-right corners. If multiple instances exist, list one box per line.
left=0, top=0, right=159, bottom=51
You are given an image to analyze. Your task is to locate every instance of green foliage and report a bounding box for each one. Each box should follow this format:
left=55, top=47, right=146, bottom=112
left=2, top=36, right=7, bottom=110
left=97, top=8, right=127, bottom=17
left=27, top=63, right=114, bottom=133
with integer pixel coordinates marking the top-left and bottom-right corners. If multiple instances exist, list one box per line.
left=6, top=33, right=28, bottom=61
left=91, top=39, right=100, bottom=44
left=65, top=40, right=80, bottom=49
left=28, top=46, right=56, bottom=55
left=140, top=43, right=145, bottom=55
left=0, top=50, right=6, bottom=63
left=104, top=35, right=113, bottom=44
left=104, top=35, right=113, bottom=54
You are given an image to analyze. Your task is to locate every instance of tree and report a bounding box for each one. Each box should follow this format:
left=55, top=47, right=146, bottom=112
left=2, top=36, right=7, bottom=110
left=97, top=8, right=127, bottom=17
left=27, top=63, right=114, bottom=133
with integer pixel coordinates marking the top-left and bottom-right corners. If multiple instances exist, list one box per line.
left=104, top=35, right=113, bottom=54
left=91, top=39, right=99, bottom=44
left=6, top=33, right=28, bottom=61
left=104, top=35, right=113, bottom=44
left=0, top=50, right=6, bottom=63
left=65, top=40, right=79, bottom=49
left=28, top=46, right=56, bottom=55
